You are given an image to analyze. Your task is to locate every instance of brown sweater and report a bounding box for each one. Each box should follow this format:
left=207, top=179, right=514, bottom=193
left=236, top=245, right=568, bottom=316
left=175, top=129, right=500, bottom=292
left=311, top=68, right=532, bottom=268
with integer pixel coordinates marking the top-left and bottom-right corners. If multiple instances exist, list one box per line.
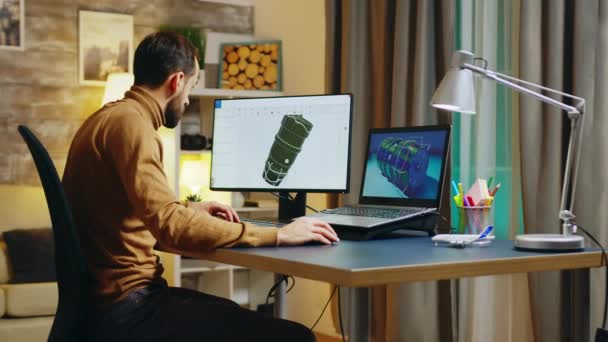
left=62, top=86, right=278, bottom=307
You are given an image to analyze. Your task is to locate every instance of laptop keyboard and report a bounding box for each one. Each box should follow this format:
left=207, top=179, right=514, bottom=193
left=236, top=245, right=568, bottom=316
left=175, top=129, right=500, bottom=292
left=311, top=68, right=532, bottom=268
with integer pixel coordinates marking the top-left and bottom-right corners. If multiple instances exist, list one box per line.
left=323, top=206, right=427, bottom=219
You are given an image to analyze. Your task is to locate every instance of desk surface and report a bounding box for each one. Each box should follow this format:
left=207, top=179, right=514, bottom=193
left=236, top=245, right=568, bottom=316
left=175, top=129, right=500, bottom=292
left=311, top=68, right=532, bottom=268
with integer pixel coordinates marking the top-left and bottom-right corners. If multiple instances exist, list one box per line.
left=195, top=238, right=602, bottom=287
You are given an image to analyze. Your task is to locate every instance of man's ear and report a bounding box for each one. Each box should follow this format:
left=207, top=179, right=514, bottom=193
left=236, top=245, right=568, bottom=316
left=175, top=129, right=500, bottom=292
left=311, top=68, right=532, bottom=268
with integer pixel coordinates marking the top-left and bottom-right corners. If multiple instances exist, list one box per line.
left=166, top=72, right=185, bottom=96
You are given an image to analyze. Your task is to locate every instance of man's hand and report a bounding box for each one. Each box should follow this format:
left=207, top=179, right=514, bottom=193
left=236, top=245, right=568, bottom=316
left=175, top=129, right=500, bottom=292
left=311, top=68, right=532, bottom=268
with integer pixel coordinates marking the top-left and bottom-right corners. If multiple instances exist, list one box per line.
left=189, top=201, right=240, bottom=223
left=277, top=217, right=339, bottom=246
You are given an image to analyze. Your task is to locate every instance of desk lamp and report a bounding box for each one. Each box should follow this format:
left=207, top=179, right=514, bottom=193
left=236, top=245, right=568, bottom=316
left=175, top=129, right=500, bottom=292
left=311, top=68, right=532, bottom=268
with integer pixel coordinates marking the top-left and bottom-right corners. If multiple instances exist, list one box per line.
left=431, top=50, right=585, bottom=251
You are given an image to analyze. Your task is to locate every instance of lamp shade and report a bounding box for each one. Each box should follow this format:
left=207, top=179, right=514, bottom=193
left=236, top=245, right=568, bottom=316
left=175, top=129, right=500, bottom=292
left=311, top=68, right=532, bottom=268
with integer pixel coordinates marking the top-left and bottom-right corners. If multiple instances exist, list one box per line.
left=431, top=50, right=476, bottom=114
left=102, top=73, right=134, bottom=106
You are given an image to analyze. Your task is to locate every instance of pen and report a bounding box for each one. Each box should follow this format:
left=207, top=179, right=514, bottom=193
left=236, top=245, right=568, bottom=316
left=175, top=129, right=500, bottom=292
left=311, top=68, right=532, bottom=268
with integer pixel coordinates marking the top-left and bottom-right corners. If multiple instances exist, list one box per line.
left=488, top=177, right=493, bottom=189
left=478, top=225, right=494, bottom=240
left=458, top=182, right=464, bottom=198
left=490, top=183, right=501, bottom=196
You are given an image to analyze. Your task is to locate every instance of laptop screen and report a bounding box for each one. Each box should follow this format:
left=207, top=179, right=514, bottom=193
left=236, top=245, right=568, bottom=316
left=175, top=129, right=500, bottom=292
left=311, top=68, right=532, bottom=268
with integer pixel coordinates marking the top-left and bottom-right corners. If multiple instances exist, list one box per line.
left=359, top=125, right=451, bottom=207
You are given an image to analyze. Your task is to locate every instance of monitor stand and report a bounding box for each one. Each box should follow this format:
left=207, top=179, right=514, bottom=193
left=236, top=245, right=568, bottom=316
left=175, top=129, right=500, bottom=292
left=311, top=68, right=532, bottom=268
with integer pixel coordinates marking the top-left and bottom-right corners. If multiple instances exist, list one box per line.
left=278, top=191, right=306, bottom=221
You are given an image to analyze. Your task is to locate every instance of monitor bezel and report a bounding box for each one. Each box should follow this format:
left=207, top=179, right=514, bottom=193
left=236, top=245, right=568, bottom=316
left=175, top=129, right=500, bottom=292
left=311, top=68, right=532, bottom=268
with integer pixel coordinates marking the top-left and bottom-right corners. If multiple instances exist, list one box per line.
left=358, top=125, right=451, bottom=207
left=209, top=93, right=353, bottom=193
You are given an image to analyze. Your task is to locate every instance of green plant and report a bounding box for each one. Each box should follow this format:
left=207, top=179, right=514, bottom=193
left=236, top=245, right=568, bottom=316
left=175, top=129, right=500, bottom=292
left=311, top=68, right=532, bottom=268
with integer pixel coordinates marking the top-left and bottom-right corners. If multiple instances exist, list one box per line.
left=186, top=193, right=203, bottom=202
left=159, top=26, right=205, bottom=68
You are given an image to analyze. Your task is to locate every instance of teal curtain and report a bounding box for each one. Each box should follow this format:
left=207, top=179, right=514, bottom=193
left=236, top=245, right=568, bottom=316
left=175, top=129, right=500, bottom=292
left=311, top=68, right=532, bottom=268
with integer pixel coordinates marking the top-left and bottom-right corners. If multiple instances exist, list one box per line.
left=451, top=0, right=523, bottom=240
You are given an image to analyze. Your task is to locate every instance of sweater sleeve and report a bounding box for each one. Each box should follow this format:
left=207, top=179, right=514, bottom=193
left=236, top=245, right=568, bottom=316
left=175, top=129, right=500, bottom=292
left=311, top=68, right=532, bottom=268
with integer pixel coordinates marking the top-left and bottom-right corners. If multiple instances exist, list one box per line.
left=103, top=113, right=278, bottom=252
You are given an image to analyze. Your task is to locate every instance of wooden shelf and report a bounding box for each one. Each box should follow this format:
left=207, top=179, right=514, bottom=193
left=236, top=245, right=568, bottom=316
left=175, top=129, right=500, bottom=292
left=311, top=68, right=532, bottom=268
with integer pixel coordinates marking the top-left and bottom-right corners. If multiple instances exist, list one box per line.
left=190, top=87, right=283, bottom=98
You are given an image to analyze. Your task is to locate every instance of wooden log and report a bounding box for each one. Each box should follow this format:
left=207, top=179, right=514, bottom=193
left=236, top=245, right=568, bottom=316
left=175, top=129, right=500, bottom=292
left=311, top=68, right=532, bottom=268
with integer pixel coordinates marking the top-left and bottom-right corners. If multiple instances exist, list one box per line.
left=245, top=64, right=258, bottom=78
left=264, top=64, right=277, bottom=84
left=228, top=63, right=239, bottom=76
left=249, top=50, right=261, bottom=63
left=237, top=46, right=250, bottom=59
left=260, top=55, right=271, bottom=67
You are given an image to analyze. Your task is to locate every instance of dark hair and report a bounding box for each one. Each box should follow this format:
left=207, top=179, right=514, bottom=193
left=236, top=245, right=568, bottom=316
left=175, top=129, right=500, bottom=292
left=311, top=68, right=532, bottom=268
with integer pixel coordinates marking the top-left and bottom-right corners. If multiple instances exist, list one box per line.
left=133, top=31, right=200, bottom=88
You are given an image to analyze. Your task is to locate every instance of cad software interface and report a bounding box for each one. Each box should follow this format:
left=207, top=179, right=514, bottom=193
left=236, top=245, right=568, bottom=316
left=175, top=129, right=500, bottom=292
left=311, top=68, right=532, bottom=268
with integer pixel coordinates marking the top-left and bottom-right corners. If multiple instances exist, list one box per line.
left=211, top=95, right=351, bottom=191
left=361, top=129, right=448, bottom=200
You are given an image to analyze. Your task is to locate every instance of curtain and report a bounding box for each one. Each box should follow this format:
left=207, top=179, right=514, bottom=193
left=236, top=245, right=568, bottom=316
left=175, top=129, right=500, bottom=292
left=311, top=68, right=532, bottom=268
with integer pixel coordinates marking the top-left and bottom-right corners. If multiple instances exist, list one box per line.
left=518, top=1, right=565, bottom=340
left=518, top=1, right=608, bottom=341
left=572, top=1, right=608, bottom=338
left=326, top=0, right=607, bottom=341
left=452, top=1, right=534, bottom=342
left=326, top=0, right=454, bottom=341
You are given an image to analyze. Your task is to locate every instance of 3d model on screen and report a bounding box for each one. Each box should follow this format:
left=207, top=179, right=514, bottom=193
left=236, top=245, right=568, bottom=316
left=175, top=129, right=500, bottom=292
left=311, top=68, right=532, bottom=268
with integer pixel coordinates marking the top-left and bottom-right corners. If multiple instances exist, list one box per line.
left=376, top=137, right=430, bottom=196
left=263, top=114, right=313, bottom=186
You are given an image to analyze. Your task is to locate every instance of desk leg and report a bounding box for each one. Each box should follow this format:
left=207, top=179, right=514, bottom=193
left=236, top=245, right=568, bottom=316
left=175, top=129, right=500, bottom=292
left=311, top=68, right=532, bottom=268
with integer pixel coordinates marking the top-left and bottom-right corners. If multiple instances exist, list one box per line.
left=564, top=268, right=590, bottom=342
left=273, top=273, right=287, bottom=319
left=348, top=287, right=370, bottom=342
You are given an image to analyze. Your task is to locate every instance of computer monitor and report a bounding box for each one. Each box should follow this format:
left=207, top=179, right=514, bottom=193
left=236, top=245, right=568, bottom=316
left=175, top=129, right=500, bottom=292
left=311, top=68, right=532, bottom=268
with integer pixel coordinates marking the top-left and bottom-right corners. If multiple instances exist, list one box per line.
left=210, top=94, right=353, bottom=218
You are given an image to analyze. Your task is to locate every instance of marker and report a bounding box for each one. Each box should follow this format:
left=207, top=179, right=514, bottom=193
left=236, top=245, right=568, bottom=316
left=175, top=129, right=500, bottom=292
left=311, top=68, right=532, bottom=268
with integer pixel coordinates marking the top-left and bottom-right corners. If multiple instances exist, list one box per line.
left=488, top=177, right=494, bottom=188
left=452, top=180, right=459, bottom=195
left=462, top=195, right=469, bottom=207
left=467, top=195, right=475, bottom=207
left=453, top=195, right=463, bottom=207
left=486, top=196, right=494, bottom=206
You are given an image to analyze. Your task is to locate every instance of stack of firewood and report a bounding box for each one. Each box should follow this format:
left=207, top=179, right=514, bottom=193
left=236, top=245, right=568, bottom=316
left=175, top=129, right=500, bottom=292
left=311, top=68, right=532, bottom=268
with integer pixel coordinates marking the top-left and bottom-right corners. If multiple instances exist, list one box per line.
left=220, top=43, right=280, bottom=90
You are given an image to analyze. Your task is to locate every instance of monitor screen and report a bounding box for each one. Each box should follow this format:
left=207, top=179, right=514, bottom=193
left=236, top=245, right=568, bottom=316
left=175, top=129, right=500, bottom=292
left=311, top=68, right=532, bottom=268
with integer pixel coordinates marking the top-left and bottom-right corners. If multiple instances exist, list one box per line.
left=210, top=94, right=352, bottom=192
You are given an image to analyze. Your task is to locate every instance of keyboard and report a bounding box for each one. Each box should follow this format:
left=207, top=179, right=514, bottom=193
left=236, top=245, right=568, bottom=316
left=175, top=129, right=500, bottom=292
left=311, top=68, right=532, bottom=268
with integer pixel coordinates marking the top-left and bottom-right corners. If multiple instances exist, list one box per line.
left=241, top=218, right=285, bottom=228
left=323, top=206, right=427, bottom=219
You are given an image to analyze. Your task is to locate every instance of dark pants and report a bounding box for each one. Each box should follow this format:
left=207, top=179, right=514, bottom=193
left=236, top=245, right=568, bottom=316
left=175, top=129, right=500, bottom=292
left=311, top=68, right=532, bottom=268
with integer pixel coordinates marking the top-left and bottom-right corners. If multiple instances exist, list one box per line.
left=94, top=281, right=315, bottom=342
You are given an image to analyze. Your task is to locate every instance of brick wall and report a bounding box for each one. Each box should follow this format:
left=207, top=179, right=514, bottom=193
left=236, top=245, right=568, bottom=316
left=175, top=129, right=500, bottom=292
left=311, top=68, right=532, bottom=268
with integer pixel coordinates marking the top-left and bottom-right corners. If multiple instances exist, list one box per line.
left=0, top=0, right=252, bottom=185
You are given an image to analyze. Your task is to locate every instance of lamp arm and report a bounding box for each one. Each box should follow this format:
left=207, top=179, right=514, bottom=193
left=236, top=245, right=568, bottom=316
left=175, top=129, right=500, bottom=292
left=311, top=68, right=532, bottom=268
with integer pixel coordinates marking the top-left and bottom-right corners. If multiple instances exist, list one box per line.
left=462, top=62, right=586, bottom=235
left=568, top=108, right=585, bottom=215
left=559, top=117, right=581, bottom=234
left=489, top=70, right=585, bottom=109
left=462, top=63, right=584, bottom=116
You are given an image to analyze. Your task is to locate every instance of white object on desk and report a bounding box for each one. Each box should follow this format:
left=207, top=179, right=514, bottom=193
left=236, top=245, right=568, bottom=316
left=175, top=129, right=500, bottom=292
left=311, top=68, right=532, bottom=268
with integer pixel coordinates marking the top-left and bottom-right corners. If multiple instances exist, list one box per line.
left=433, top=225, right=495, bottom=247
left=432, top=234, right=495, bottom=247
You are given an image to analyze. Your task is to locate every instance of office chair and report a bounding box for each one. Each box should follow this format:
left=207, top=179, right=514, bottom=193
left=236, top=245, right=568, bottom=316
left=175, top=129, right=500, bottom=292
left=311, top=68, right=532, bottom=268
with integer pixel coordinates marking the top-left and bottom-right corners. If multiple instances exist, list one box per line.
left=17, top=125, right=91, bottom=342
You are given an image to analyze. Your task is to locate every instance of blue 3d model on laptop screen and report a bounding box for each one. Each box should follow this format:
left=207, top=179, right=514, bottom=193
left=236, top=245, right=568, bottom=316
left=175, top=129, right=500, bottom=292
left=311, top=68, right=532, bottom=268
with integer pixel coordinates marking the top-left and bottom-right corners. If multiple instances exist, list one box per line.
left=361, top=129, right=449, bottom=200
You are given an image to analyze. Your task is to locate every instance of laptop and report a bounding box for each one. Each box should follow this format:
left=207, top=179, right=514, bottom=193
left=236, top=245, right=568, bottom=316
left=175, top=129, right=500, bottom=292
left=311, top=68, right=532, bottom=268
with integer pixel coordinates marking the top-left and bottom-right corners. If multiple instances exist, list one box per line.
left=306, top=125, right=451, bottom=229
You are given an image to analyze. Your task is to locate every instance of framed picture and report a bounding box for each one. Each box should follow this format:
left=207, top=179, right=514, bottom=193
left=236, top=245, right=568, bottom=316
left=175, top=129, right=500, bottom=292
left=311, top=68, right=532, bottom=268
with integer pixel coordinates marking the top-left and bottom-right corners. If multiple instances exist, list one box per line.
left=218, top=40, right=282, bottom=91
left=0, top=0, right=25, bottom=50
left=79, top=11, right=133, bottom=86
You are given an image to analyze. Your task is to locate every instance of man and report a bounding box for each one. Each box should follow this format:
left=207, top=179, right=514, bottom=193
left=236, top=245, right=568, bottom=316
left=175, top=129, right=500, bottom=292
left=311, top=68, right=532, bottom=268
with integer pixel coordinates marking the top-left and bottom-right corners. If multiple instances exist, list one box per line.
left=63, top=31, right=339, bottom=342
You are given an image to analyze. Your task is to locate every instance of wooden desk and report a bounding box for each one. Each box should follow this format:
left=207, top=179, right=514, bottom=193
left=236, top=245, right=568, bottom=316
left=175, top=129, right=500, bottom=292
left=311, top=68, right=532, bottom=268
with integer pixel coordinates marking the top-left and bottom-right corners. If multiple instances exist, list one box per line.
left=197, top=238, right=602, bottom=342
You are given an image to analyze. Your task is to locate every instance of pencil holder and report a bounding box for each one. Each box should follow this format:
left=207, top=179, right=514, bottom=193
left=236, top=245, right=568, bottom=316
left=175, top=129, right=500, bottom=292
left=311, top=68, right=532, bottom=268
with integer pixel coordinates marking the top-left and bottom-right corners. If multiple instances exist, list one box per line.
left=457, top=206, right=493, bottom=235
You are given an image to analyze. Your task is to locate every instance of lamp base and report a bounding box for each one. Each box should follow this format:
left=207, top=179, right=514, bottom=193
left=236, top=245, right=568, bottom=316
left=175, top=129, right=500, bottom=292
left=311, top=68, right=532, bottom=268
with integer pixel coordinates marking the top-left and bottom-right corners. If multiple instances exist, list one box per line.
left=514, top=234, right=584, bottom=251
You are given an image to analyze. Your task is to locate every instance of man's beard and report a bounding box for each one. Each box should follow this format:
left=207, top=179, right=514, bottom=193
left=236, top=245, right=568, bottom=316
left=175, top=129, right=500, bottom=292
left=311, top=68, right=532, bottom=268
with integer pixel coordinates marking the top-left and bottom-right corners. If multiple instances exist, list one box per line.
left=164, top=97, right=184, bottom=128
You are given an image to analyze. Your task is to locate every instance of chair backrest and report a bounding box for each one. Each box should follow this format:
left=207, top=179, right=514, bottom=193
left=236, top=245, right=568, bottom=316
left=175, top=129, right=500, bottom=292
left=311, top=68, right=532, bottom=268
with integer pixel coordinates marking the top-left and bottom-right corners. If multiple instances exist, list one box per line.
left=17, top=125, right=90, bottom=342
